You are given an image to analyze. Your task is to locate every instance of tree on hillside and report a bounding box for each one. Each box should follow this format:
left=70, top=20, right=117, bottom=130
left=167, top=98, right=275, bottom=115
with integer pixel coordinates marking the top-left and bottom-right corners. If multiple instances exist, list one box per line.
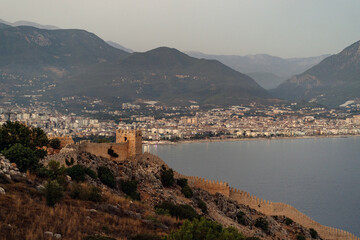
left=0, top=121, right=48, bottom=151
left=0, top=121, right=49, bottom=172
left=49, top=138, right=61, bottom=149
left=2, top=143, right=39, bottom=172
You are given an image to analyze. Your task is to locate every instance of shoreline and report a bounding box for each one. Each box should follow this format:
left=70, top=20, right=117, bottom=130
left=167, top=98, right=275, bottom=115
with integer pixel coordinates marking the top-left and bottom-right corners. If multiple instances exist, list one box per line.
left=143, top=134, right=360, bottom=145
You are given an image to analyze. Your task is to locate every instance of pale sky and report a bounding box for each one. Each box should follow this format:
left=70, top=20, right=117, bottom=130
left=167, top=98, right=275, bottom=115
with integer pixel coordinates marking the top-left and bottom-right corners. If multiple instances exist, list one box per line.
left=1, top=0, right=360, bottom=58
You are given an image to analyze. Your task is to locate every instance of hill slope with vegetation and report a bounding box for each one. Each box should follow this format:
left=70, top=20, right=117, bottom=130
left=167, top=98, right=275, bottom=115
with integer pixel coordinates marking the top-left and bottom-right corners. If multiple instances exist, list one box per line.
left=0, top=122, right=322, bottom=240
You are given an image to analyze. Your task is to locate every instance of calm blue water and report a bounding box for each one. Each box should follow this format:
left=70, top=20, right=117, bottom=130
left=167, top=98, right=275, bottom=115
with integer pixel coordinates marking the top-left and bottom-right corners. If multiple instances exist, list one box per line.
left=147, top=137, right=360, bottom=236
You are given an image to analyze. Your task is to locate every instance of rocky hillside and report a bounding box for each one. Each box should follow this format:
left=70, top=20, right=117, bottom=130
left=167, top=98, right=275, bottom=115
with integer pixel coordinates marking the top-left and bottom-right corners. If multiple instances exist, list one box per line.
left=271, top=40, right=360, bottom=107
left=0, top=148, right=323, bottom=240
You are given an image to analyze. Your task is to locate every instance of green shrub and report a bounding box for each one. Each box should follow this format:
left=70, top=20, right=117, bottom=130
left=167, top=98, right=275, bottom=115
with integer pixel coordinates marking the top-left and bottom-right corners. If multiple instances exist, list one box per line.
left=35, top=149, right=47, bottom=159
left=310, top=228, right=318, bottom=238
left=66, top=165, right=86, bottom=182
left=49, top=138, right=61, bottom=149
left=181, top=185, right=193, bottom=198
left=285, top=217, right=293, bottom=225
left=120, top=179, right=140, bottom=200
left=70, top=183, right=102, bottom=202
left=176, top=178, right=188, bottom=188
left=85, top=167, right=97, bottom=179
left=254, top=217, right=269, bottom=233
left=130, top=234, right=162, bottom=240
left=155, top=202, right=198, bottom=220
left=0, top=121, right=48, bottom=152
left=198, top=199, right=208, bottom=214
left=47, top=161, right=66, bottom=179
left=35, top=167, right=51, bottom=178
left=167, top=217, right=245, bottom=240
left=3, top=143, right=38, bottom=172
left=83, top=236, right=115, bottom=240
left=155, top=207, right=170, bottom=216
left=97, top=166, right=116, bottom=188
left=296, top=235, right=306, bottom=240
left=160, top=166, right=175, bottom=187
left=43, top=180, right=64, bottom=207
left=236, top=211, right=246, bottom=225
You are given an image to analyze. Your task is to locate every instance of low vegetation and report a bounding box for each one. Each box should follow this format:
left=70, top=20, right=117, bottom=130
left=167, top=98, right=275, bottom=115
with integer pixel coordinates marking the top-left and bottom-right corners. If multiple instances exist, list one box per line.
left=236, top=211, right=246, bottom=225
left=155, top=202, right=198, bottom=220
left=97, top=166, right=116, bottom=188
left=167, top=217, right=245, bottom=240
left=42, top=180, right=64, bottom=207
left=160, top=166, right=175, bottom=187
left=197, top=199, right=208, bottom=214
left=254, top=217, right=269, bottom=233
left=310, top=228, right=318, bottom=238
left=120, top=179, right=141, bottom=201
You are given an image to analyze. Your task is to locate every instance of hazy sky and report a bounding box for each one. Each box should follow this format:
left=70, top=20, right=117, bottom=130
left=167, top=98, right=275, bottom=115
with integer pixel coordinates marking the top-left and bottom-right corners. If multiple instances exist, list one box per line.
left=1, top=0, right=360, bottom=58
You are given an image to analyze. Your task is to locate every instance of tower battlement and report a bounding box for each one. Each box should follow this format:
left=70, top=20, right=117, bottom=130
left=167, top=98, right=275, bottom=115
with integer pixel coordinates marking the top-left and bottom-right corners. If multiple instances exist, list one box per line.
left=116, top=129, right=142, bottom=157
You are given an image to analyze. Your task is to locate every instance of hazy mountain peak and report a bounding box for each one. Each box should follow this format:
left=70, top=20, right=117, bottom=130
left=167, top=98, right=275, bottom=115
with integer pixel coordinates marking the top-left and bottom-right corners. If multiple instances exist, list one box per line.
left=106, top=41, right=133, bottom=53
left=0, top=18, right=60, bottom=30
left=272, top=39, right=360, bottom=107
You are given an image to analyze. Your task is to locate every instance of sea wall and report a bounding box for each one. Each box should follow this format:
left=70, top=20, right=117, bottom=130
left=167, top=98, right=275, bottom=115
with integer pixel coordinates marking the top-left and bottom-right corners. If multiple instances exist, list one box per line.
left=174, top=171, right=359, bottom=240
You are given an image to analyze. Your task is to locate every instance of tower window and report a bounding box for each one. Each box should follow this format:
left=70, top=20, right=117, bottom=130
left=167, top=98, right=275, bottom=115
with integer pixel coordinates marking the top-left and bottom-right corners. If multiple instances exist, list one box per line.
left=124, top=137, right=127, bottom=141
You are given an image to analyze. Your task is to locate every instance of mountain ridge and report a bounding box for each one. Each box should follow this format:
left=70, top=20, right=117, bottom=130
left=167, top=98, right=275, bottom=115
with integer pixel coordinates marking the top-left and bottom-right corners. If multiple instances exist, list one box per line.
left=0, top=23, right=276, bottom=107
left=271, top=40, right=360, bottom=107
left=186, top=51, right=330, bottom=89
left=57, top=46, right=272, bottom=106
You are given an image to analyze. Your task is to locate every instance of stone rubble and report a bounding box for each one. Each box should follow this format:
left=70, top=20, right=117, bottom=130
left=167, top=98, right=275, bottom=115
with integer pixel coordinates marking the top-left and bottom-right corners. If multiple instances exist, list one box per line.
left=0, top=154, right=23, bottom=181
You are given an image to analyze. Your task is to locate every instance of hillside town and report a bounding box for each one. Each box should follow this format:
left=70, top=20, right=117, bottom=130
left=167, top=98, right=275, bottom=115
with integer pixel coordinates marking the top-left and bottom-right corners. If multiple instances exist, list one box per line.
left=1, top=102, right=360, bottom=142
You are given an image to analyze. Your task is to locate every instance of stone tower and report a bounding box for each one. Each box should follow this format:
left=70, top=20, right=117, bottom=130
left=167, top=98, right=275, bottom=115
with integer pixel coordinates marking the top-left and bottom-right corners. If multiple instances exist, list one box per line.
left=116, top=129, right=142, bottom=157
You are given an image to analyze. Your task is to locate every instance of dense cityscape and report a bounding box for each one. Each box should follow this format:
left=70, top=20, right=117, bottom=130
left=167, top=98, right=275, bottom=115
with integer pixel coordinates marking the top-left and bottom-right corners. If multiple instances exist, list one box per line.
left=2, top=101, right=360, bottom=142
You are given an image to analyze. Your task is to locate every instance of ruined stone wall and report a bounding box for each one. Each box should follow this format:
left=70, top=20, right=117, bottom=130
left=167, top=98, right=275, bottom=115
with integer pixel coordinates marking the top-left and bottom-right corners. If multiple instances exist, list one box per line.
left=41, top=146, right=78, bottom=167
left=116, top=129, right=142, bottom=157
left=49, top=136, right=75, bottom=148
left=79, top=142, right=128, bottom=162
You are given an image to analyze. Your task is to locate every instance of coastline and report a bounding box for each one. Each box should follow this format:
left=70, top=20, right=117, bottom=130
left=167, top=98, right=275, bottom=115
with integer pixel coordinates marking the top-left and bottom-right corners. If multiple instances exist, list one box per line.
left=143, top=134, right=360, bottom=145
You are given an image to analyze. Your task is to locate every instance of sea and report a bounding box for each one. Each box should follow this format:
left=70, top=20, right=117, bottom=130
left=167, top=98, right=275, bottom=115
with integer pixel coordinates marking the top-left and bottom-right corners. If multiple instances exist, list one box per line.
left=146, top=136, right=360, bottom=236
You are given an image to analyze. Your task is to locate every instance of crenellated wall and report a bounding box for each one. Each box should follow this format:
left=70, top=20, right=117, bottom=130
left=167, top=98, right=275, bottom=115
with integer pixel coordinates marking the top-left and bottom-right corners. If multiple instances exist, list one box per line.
left=174, top=171, right=360, bottom=240
left=229, top=187, right=360, bottom=240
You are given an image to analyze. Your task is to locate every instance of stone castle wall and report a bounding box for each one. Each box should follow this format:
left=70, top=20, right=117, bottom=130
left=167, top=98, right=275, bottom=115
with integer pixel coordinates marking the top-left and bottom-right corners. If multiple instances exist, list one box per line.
left=174, top=172, right=230, bottom=197
left=79, top=142, right=128, bottom=162
left=174, top=171, right=359, bottom=240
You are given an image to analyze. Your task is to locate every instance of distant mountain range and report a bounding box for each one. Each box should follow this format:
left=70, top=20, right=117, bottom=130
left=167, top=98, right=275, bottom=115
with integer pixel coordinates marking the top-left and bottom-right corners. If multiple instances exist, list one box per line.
left=271, top=40, right=360, bottom=107
left=106, top=41, right=134, bottom=53
left=0, top=22, right=273, bottom=107
left=57, top=47, right=272, bottom=106
left=0, top=18, right=60, bottom=30
left=186, top=51, right=329, bottom=89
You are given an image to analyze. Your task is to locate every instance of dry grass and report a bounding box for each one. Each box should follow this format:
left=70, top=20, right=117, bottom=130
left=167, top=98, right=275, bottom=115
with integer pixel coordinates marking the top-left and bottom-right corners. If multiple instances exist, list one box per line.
left=0, top=183, right=180, bottom=240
